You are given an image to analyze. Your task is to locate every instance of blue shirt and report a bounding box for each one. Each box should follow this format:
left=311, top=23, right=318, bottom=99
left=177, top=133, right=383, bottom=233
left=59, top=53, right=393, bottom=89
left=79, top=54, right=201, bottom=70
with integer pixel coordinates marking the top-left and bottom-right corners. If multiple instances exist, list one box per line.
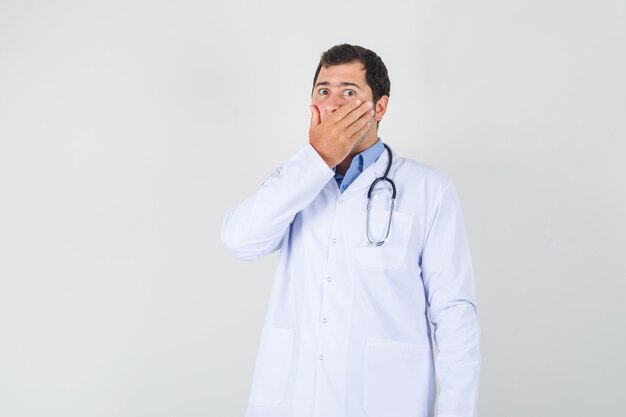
left=333, top=138, right=385, bottom=193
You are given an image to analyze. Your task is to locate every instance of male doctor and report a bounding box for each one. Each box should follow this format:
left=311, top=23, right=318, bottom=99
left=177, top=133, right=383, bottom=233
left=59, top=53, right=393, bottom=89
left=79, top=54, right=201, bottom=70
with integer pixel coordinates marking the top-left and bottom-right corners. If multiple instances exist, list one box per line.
left=221, top=44, right=481, bottom=417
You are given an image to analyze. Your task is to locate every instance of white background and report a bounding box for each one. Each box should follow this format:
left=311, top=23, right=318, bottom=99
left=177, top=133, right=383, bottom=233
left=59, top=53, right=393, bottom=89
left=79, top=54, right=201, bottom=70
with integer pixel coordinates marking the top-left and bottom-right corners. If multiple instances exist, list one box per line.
left=1, top=1, right=624, bottom=416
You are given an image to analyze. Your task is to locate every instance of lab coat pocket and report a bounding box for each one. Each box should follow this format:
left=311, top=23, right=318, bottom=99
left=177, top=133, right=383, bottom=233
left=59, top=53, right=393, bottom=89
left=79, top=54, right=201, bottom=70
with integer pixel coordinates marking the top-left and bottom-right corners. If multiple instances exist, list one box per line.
left=363, top=337, right=431, bottom=417
left=249, top=327, right=295, bottom=407
left=355, top=209, right=413, bottom=270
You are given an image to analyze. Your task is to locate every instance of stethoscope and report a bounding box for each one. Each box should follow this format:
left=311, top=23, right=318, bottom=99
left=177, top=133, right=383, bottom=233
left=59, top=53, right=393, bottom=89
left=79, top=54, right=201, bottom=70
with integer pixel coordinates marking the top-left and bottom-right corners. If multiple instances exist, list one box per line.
left=366, top=143, right=396, bottom=246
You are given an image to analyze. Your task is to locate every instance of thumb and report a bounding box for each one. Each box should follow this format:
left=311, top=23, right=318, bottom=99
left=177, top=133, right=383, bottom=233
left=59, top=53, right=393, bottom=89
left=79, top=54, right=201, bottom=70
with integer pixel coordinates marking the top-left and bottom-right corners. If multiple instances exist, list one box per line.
left=309, top=105, right=320, bottom=129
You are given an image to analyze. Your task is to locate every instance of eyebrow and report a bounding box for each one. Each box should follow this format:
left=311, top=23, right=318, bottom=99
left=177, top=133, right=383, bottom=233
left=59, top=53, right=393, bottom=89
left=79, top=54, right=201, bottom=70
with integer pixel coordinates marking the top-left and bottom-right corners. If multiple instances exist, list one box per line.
left=314, top=81, right=362, bottom=90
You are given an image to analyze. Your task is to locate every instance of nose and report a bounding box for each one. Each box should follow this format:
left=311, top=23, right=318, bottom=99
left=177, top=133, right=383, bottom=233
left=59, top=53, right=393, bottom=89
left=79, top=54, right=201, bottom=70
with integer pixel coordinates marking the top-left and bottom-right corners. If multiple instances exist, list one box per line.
left=322, top=94, right=349, bottom=117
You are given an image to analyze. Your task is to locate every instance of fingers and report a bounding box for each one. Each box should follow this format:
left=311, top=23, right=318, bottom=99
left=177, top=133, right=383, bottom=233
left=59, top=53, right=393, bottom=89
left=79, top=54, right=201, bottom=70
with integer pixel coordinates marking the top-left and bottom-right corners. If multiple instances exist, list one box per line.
left=345, top=105, right=375, bottom=138
left=327, top=99, right=366, bottom=125
left=309, top=105, right=320, bottom=129
left=336, top=101, right=374, bottom=131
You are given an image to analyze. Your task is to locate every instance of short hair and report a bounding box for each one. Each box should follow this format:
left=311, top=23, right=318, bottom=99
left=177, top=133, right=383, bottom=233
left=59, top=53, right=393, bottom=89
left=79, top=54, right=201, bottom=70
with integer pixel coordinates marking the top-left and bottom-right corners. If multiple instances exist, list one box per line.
left=311, top=43, right=391, bottom=108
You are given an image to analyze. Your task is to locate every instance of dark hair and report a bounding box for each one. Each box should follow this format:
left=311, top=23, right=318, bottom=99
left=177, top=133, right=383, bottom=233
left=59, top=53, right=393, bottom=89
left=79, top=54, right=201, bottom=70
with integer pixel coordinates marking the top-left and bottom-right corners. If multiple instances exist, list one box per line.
left=311, top=43, right=391, bottom=108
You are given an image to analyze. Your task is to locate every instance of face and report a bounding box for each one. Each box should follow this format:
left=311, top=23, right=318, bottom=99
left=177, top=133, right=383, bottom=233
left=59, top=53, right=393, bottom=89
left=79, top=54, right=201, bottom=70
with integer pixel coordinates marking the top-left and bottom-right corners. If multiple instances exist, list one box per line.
left=311, top=61, right=388, bottom=150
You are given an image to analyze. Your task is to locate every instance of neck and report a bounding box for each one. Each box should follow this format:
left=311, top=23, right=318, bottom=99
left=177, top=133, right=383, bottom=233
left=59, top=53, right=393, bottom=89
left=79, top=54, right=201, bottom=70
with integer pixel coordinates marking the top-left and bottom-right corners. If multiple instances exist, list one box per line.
left=335, top=157, right=353, bottom=176
left=335, top=133, right=379, bottom=175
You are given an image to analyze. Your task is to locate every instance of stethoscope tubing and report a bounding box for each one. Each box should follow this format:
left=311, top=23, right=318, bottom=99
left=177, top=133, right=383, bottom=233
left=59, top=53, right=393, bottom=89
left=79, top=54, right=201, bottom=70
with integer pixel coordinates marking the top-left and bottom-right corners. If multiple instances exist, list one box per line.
left=366, top=143, right=396, bottom=246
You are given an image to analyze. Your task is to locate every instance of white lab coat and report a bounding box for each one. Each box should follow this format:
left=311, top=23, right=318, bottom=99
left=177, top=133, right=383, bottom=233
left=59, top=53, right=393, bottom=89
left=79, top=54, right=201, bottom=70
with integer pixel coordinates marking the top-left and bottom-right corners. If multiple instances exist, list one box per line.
left=221, top=143, right=481, bottom=417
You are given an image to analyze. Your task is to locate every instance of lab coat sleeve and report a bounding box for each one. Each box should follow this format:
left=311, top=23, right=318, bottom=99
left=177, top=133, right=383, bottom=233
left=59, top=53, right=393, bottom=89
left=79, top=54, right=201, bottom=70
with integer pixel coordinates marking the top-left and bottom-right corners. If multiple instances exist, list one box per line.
left=420, top=179, right=481, bottom=417
left=221, top=143, right=335, bottom=261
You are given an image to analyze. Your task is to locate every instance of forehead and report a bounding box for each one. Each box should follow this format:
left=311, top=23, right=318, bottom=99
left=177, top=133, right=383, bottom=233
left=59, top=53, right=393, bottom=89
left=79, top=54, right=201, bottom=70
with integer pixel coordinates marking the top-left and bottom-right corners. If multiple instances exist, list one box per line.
left=317, top=61, right=367, bottom=83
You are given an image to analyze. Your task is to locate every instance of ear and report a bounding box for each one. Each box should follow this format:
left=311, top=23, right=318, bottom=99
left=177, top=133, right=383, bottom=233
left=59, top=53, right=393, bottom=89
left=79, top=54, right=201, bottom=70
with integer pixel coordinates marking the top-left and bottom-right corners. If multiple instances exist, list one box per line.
left=374, top=95, right=389, bottom=122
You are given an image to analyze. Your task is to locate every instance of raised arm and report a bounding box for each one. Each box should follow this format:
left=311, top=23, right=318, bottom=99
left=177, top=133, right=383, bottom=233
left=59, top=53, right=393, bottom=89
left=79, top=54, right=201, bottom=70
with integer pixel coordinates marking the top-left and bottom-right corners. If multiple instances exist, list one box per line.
left=221, top=99, right=375, bottom=261
left=221, top=144, right=334, bottom=261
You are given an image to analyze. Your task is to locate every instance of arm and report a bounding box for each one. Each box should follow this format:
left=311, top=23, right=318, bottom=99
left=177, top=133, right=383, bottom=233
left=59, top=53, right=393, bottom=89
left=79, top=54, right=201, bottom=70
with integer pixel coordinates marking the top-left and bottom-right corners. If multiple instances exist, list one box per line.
left=421, top=179, right=481, bottom=417
left=221, top=99, right=375, bottom=261
left=220, top=144, right=334, bottom=261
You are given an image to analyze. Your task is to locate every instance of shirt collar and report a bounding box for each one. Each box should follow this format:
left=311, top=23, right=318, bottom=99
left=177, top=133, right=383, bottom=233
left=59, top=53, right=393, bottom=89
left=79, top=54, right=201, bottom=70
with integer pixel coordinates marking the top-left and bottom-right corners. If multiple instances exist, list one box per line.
left=359, top=137, right=385, bottom=172
left=332, top=137, right=385, bottom=176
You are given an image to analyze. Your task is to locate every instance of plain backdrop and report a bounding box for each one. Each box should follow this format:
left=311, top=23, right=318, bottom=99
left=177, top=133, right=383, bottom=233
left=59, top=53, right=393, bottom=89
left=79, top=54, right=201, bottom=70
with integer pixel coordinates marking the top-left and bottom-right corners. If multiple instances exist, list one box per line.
left=1, top=1, right=625, bottom=416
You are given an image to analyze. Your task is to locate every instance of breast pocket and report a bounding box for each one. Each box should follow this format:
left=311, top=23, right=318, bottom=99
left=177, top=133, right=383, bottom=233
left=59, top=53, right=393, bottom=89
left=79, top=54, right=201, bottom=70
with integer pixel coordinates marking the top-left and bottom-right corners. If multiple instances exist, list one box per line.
left=363, top=337, right=432, bottom=417
left=354, top=208, right=414, bottom=270
left=248, top=327, right=294, bottom=407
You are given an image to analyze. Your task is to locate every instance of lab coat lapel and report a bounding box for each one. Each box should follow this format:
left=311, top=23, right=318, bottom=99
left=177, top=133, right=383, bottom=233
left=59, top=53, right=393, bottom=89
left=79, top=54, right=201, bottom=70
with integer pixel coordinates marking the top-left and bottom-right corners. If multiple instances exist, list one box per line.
left=323, top=175, right=341, bottom=195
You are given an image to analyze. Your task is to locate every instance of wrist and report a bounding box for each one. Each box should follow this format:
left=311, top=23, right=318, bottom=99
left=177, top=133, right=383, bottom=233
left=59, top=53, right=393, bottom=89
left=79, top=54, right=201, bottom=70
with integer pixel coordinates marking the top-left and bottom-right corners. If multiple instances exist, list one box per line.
left=309, top=141, right=336, bottom=169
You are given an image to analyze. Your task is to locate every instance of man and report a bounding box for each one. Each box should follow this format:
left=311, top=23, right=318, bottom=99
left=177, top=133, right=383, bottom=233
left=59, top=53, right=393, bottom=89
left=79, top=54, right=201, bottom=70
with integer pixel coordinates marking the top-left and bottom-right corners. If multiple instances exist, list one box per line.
left=221, top=44, right=481, bottom=417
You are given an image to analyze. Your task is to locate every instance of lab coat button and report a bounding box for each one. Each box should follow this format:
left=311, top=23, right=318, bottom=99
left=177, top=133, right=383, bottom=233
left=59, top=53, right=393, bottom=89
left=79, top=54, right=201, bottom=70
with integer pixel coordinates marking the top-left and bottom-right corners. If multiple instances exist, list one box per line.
left=319, top=354, right=324, bottom=360
left=331, top=238, right=337, bottom=243
left=338, top=199, right=343, bottom=204
left=322, top=318, right=327, bottom=323
left=326, top=276, right=332, bottom=282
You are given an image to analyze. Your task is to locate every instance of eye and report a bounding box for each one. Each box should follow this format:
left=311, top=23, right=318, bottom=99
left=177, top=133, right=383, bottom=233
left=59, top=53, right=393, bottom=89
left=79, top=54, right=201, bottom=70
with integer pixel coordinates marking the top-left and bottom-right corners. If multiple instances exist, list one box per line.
left=319, top=88, right=329, bottom=95
left=344, top=89, right=356, bottom=96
